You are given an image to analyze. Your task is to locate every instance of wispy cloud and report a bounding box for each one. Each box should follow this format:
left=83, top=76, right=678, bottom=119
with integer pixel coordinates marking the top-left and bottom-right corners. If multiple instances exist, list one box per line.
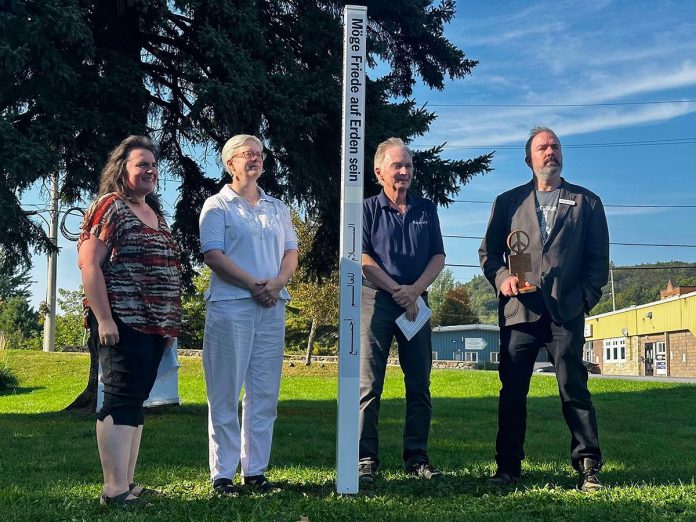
left=584, top=38, right=696, bottom=67
left=568, top=61, right=696, bottom=104
left=419, top=100, right=696, bottom=150
left=423, top=1, right=696, bottom=275
left=444, top=0, right=696, bottom=106
left=459, top=22, right=566, bottom=47
left=604, top=207, right=667, bottom=217
left=415, top=55, right=696, bottom=149
left=452, top=0, right=611, bottom=47
left=555, top=103, right=696, bottom=137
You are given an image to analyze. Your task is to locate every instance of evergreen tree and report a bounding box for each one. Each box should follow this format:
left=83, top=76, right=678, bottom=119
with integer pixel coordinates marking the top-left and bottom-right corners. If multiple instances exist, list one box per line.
left=0, top=251, right=33, bottom=300
left=3, top=1, right=493, bottom=410
left=0, top=296, right=41, bottom=349
left=2, top=0, right=492, bottom=282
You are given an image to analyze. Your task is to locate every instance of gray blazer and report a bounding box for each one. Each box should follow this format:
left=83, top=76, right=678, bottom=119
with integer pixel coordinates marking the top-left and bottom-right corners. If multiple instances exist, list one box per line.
left=479, top=179, right=609, bottom=326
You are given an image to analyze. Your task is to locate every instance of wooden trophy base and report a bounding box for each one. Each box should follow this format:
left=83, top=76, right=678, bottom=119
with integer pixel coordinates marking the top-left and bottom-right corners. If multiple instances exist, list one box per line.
left=518, top=285, right=537, bottom=293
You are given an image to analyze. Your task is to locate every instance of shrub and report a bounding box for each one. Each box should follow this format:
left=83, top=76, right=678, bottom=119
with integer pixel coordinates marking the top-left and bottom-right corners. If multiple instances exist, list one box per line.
left=1, top=330, right=41, bottom=350
left=0, top=364, right=19, bottom=391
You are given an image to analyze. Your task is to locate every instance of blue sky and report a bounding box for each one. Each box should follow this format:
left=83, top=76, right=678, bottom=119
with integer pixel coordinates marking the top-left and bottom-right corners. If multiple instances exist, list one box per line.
left=410, top=0, right=696, bottom=283
left=24, top=0, right=696, bottom=310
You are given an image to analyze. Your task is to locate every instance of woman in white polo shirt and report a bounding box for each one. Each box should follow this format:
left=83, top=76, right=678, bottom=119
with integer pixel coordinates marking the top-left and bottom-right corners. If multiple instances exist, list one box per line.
left=199, top=134, right=298, bottom=496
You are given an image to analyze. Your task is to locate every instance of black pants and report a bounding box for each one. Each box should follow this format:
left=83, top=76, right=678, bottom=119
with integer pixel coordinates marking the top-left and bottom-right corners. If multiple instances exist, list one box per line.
left=359, top=287, right=432, bottom=468
left=496, top=313, right=601, bottom=475
left=89, top=312, right=166, bottom=427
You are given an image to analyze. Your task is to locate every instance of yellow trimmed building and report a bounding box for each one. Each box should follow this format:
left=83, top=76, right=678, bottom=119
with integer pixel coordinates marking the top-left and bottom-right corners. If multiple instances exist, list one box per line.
left=584, top=285, right=696, bottom=377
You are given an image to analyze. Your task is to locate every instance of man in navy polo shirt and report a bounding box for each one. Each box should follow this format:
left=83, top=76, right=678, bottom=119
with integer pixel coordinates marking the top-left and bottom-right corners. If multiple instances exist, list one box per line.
left=359, top=137, right=446, bottom=484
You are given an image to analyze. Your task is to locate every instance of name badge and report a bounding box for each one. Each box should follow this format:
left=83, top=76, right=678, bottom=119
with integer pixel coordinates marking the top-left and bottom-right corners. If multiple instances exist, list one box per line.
left=559, top=198, right=576, bottom=206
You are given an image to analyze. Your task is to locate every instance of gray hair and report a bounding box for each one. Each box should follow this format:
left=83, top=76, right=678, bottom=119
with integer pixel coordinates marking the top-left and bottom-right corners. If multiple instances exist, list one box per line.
left=525, top=126, right=560, bottom=160
left=373, top=137, right=412, bottom=183
left=221, top=134, right=263, bottom=173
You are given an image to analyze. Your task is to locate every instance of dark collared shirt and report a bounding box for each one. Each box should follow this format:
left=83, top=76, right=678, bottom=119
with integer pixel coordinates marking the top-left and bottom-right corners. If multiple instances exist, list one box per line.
left=363, top=191, right=445, bottom=285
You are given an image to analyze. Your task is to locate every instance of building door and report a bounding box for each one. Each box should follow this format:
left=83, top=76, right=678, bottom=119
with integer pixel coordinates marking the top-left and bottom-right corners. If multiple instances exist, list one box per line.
left=654, top=342, right=667, bottom=376
left=644, top=344, right=654, bottom=376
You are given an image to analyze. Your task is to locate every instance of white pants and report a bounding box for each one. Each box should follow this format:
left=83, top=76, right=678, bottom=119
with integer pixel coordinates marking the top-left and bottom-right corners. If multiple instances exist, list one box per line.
left=203, top=298, right=286, bottom=480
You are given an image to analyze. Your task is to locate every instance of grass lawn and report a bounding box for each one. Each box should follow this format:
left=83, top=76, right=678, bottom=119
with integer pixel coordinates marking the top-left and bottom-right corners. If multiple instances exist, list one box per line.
left=2, top=350, right=696, bottom=521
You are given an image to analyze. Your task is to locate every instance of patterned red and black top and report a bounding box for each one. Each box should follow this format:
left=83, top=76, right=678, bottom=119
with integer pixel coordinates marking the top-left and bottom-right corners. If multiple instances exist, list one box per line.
left=78, top=193, right=182, bottom=337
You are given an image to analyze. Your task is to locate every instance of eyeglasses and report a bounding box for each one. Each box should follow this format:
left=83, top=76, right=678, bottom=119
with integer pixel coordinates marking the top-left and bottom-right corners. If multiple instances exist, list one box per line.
left=232, top=151, right=266, bottom=161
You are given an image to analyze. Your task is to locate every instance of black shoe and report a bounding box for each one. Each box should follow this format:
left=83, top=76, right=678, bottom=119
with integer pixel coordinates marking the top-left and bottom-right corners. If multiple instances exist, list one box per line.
left=577, top=458, right=603, bottom=492
left=212, top=478, right=241, bottom=497
left=359, top=461, right=377, bottom=484
left=486, top=470, right=520, bottom=486
left=405, top=460, right=443, bottom=479
left=129, top=482, right=162, bottom=498
left=242, top=474, right=279, bottom=493
left=100, top=490, right=150, bottom=508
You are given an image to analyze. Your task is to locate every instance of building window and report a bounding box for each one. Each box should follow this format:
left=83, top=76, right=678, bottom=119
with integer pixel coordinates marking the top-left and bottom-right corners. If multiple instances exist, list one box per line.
left=490, top=352, right=500, bottom=363
left=432, top=351, right=438, bottom=361
left=583, top=341, right=594, bottom=363
left=465, top=352, right=478, bottom=363
left=656, top=342, right=666, bottom=356
left=603, top=337, right=627, bottom=363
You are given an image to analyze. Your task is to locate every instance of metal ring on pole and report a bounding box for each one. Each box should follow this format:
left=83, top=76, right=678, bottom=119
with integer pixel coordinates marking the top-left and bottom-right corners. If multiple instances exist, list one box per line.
left=60, top=207, right=85, bottom=242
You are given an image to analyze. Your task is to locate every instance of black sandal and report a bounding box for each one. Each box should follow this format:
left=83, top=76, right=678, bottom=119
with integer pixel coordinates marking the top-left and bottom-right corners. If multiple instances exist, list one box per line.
left=242, top=474, right=280, bottom=493
left=212, top=478, right=241, bottom=497
left=100, top=490, right=149, bottom=508
left=129, top=482, right=161, bottom=497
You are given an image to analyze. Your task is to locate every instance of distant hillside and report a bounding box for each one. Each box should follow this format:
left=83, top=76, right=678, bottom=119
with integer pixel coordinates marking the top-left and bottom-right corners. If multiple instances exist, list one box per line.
left=464, top=261, right=696, bottom=325
left=593, top=261, right=696, bottom=314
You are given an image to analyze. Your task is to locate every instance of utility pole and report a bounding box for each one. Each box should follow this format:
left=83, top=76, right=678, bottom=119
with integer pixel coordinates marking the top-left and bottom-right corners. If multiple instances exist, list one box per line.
left=610, top=267, right=616, bottom=311
left=43, top=170, right=59, bottom=352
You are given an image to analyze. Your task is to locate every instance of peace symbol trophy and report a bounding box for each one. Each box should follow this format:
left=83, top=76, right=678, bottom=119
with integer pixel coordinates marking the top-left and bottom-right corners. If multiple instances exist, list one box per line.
left=506, top=230, right=536, bottom=293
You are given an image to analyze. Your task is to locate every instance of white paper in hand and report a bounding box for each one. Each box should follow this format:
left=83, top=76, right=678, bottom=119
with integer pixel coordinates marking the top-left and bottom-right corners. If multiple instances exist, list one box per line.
left=395, top=296, right=432, bottom=341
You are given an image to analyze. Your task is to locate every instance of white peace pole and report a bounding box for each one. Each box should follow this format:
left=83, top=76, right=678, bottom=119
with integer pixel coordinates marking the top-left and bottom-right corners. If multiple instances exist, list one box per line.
left=336, top=4, right=367, bottom=495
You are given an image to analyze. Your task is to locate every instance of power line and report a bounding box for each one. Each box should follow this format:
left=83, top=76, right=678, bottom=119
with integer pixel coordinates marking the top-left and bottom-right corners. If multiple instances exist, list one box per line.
left=444, top=263, right=696, bottom=270
left=446, top=263, right=696, bottom=269
left=442, top=235, right=696, bottom=248
left=560, top=138, right=696, bottom=149
left=611, top=265, right=696, bottom=271
left=442, top=235, right=482, bottom=240
left=612, top=242, right=696, bottom=248
left=603, top=204, right=696, bottom=209
left=425, top=99, right=696, bottom=108
left=414, top=137, right=696, bottom=150
left=24, top=198, right=696, bottom=210
left=451, top=200, right=696, bottom=209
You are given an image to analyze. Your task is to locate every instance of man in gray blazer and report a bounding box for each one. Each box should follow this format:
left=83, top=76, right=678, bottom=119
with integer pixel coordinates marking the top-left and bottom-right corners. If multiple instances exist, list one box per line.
left=479, top=126, right=609, bottom=491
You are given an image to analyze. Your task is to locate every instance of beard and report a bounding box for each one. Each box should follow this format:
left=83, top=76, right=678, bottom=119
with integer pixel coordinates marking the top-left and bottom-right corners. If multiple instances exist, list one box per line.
left=535, top=162, right=562, bottom=182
